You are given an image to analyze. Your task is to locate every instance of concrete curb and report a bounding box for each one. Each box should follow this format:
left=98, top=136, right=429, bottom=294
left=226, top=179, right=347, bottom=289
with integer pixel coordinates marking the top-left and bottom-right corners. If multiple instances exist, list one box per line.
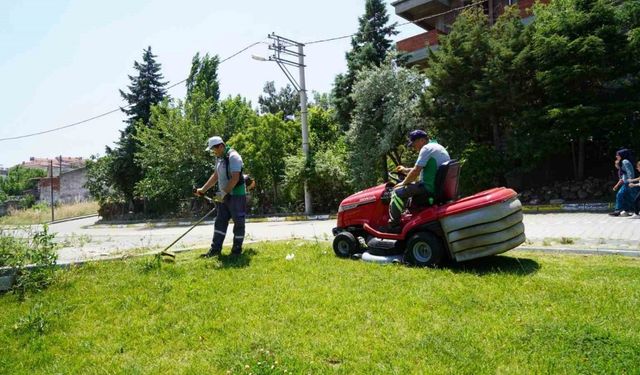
left=515, top=246, right=640, bottom=257
left=522, top=202, right=613, bottom=214
left=48, top=214, right=99, bottom=225
left=96, top=214, right=336, bottom=228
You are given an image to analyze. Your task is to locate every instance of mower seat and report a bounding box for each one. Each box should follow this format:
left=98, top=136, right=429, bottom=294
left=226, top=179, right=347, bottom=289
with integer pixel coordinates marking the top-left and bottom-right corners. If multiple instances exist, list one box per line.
left=434, top=159, right=461, bottom=205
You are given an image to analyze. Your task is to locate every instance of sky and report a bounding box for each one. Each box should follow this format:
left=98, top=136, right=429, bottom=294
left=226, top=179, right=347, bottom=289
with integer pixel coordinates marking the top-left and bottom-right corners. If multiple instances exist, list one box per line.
left=0, top=0, right=423, bottom=168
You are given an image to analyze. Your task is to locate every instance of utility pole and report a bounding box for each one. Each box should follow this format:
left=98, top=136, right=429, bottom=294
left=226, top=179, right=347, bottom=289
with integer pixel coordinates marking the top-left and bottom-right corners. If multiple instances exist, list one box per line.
left=266, top=33, right=312, bottom=215
left=49, top=160, right=54, bottom=222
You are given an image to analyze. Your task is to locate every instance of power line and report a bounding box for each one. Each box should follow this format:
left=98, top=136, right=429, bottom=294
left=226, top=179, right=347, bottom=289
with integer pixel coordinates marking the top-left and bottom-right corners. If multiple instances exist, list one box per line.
left=305, top=34, right=353, bottom=45
left=0, top=41, right=267, bottom=142
left=304, top=0, right=488, bottom=45
left=2, top=0, right=492, bottom=142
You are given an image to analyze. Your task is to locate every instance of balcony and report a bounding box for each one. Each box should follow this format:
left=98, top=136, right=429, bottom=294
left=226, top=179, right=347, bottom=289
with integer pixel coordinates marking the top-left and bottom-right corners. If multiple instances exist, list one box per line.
left=392, top=0, right=452, bottom=30
left=397, top=30, right=441, bottom=52
left=396, top=30, right=442, bottom=67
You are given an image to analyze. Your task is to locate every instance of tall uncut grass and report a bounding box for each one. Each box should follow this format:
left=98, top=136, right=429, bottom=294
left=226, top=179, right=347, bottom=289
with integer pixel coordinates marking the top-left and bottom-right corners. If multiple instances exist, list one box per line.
left=0, top=201, right=98, bottom=225
left=1, top=242, right=639, bottom=373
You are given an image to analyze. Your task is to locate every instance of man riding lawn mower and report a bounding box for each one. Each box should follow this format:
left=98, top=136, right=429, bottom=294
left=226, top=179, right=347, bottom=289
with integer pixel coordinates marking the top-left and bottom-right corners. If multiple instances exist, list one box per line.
left=332, top=130, right=525, bottom=267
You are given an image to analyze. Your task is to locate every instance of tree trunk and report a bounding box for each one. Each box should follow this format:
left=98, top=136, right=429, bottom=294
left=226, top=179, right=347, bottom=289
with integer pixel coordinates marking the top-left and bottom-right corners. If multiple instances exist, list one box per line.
left=272, top=181, right=278, bottom=207
left=577, top=137, right=585, bottom=181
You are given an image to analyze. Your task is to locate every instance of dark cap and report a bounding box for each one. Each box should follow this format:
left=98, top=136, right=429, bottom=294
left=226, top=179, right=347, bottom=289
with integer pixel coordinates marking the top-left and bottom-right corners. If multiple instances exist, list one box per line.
left=406, top=130, right=428, bottom=147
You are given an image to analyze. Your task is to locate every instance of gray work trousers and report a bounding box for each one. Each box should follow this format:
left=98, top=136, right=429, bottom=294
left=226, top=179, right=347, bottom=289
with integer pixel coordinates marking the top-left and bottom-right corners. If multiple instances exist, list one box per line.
left=211, top=195, right=247, bottom=253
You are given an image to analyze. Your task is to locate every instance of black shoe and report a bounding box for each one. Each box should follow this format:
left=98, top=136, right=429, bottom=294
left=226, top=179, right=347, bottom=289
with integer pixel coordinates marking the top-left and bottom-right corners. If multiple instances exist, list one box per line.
left=200, top=249, right=221, bottom=258
left=608, top=211, right=621, bottom=217
left=230, top=247, right=242, bottom=257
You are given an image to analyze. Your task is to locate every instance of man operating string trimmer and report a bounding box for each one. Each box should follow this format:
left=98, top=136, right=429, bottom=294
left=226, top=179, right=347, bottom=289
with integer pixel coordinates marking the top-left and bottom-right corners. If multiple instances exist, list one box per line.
left=196, top=136, right=248, bottom=258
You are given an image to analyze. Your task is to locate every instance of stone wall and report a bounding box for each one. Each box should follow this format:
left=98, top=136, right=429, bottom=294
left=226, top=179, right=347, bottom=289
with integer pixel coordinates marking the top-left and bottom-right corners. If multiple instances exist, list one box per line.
left=518, top=176, right=614, bottom=205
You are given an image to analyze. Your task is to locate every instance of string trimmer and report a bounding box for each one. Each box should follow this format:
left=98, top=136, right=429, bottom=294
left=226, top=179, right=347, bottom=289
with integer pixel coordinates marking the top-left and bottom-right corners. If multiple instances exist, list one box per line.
left=158, top=189, right=219, bottom=260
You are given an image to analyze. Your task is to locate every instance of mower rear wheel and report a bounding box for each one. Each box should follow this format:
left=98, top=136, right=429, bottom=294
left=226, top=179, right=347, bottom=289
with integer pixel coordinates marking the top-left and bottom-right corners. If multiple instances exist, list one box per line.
left=333, top=232, right=360, bottom=258
left=405, top=232, right=445, bottom=267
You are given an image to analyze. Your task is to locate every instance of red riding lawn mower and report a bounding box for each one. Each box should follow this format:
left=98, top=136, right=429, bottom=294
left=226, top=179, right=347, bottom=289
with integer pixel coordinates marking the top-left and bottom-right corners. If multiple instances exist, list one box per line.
left=332, top=160, right=526, bottom=267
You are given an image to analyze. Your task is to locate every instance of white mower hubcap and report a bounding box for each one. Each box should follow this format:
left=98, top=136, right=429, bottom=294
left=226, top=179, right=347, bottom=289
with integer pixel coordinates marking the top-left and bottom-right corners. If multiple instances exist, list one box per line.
left=412, top=242, right=432, bottom=263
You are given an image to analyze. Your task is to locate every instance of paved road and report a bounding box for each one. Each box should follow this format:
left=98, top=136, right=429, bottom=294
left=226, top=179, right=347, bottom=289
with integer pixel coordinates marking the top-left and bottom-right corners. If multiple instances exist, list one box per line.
left=8, top=212, right=640, bottom=263
left=49, top=217, right=335, bottom=263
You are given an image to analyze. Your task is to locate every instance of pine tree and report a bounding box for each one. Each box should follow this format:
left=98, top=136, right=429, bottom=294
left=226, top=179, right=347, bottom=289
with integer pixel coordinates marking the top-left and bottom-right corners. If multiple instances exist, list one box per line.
left=333, top=0, right=397, bottom=130
left=108, top=46, right=168, bottom=209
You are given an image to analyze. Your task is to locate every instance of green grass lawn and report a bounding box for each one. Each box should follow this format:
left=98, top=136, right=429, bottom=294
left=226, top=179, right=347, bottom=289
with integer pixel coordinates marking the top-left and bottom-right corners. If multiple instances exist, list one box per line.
left=1, top=242, right=639, bottom=374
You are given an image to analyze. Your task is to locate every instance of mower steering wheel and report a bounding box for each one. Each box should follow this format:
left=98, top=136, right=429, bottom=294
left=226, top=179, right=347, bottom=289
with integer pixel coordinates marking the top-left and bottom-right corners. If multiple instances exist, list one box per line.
left=388, top=172, right=405, bottom=184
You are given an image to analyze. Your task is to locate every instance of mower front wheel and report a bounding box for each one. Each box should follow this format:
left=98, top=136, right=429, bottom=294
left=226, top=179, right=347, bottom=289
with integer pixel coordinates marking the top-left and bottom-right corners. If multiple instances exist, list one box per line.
left=404, top=232, right=445, bottom=267
left=333, top=232, right=360, bottom=258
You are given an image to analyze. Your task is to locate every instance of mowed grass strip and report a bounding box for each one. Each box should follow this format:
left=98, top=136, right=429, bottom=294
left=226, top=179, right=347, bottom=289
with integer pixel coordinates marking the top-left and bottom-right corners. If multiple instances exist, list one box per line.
left=0, top=201, right=98, bottom=225
left=1, top=241, right=639, bottom=374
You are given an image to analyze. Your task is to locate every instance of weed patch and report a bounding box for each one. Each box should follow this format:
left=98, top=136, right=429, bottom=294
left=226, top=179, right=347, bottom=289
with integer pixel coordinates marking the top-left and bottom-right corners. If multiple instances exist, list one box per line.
left=13, top=303, right=59, bottom=337
left=0, top=225, right=58, bottom=299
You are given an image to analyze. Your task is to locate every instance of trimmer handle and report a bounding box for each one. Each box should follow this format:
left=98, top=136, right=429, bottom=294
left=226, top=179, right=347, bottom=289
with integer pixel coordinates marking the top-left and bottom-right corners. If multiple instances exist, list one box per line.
left=193, top=186, right=213, bottom=204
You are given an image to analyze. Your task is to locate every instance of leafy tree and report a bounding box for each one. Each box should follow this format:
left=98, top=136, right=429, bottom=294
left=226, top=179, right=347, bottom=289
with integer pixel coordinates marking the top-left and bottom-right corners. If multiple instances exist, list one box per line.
left=84, top=154, right=123, bottom=204
left=108, top=46, right=168, bottom=208
left=216, top=95, right=256, bottom=141
left=529, top=0, right=638, bottom=180
left=283, top=104, right=352, bottom=213
left=258, top=81, right=299, bottom=119
left=230, top=114, right=299, bottom=212
left=186, top=52, right=220, bottom=110
left=134, top=53, right=233, bottom=213
left=347, top=57, right=427, bottom=189
left=134, top=95, right=260, bottom=214
left=284, top=140, right=351, bottom=213
left=0, top=166, right=46, bottom=197
left=422, top=7, right=492, bottom=153
left=308, top=105, right=340, bottom=148
left=333, top=0, right=398, bottom=129
left=311, top=91, right=333, bottom=111
left=135, top=100, right=219, bottom=213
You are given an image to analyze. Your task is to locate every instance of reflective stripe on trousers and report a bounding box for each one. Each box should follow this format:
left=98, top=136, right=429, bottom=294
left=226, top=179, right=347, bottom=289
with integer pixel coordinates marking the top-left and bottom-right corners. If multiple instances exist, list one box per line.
left=388, top=182, right=429, bottom=225
left=211, top=194, right=247, bottom=252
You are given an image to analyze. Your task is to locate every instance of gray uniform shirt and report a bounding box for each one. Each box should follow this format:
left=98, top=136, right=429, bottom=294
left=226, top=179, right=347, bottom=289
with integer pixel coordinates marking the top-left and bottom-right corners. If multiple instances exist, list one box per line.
left=216, top=150, right=243, bottom=193
left=415, top=140, right=450, bottom=192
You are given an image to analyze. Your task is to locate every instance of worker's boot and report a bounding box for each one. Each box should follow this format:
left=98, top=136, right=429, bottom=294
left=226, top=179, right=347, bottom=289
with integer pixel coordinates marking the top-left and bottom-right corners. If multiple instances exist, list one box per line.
left=230, top=246, right=242, bottom=258
left=200, top=247, right=221, bottom=258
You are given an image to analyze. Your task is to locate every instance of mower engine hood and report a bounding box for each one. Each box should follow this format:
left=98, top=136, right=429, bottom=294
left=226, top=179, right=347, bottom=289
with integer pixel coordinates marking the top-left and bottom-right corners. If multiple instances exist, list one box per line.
left=338, top=184, right=385, bottom=213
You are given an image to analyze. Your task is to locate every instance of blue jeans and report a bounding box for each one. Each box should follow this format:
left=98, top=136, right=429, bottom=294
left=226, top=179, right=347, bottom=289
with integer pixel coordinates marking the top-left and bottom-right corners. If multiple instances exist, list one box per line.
left=615, top=184, right=636, bottom=212
left=211, top=195, right=247, bottom=253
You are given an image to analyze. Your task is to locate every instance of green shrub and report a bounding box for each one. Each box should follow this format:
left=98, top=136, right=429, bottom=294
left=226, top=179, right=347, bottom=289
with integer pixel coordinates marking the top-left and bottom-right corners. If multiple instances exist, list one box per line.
left=0, top=225, right=58, bottom=299
left=459, top=142, right=504, bottom=195
left=18, top=194, right=36, bottom=210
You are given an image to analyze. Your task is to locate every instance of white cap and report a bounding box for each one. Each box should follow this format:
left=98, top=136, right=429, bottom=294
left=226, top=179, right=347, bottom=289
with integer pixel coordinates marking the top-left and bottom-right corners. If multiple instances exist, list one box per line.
left=205, top=136, right=224, bottom=151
